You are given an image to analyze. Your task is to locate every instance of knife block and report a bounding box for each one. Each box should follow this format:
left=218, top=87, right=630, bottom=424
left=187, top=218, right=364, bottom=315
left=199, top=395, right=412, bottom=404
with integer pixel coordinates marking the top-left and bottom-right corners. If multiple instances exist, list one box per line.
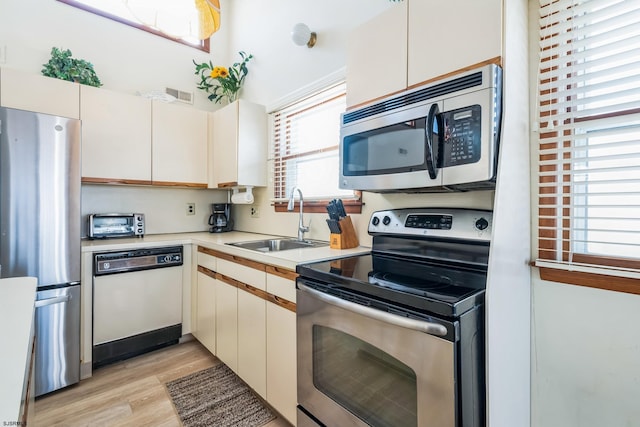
left=330, top=216, right=359, bottom=249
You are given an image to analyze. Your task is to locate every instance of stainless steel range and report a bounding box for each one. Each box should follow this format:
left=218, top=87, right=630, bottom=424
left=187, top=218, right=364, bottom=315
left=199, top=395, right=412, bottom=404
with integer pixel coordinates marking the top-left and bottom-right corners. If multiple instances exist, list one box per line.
left=296, top=208, right=491, bottom=427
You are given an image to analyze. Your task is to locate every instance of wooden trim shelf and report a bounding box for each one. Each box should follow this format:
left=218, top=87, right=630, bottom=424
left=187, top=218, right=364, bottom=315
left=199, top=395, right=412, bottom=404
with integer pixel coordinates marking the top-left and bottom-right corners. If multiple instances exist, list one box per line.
left=266, top=294, right=296, bottom=313
left=265, top=265, right=298, bottom=281
left=198, top=246, right=298, bottom=276
left=197, top=265, right=216, bottom=279
left=211, top=270, right=296, bottom=312
left=81, top=177, right=153, bottom=186
left=151, top=181, right=208, bottom=188
left=196, top=245, right=298, bottom=311
left=82, top=177, right=208, bottom=188
left=237, top=281, right=270, bottom=301
left=217, top=182, right=238, bottom=188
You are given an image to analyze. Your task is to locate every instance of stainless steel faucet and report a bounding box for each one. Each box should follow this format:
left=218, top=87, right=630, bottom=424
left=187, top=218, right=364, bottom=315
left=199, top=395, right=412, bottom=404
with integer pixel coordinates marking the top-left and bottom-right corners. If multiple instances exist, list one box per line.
left=287, top=186, right=309, bottom=241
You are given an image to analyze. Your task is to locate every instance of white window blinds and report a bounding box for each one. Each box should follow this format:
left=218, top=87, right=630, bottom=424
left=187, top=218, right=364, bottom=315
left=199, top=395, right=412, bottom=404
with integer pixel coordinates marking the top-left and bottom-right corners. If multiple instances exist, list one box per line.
left=536, top=0, right=640, bottom=268
left=271, top=82, right=354, bottom=202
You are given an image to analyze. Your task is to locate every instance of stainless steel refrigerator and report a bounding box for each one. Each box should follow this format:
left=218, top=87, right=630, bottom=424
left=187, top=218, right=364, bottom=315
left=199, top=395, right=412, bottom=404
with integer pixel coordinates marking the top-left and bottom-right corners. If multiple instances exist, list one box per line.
left=0, top=106, right=81, bottom=396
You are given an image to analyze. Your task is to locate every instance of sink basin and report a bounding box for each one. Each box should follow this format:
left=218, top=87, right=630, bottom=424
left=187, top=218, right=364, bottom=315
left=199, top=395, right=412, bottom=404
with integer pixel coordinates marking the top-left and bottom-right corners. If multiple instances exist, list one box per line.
left=227, top=238, right=328, bottom=252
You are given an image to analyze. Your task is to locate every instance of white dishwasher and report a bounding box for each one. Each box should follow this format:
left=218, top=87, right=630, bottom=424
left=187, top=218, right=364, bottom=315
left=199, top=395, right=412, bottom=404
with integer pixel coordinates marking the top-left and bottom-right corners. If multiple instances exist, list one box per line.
left=92, top=246, right=183, bottom=368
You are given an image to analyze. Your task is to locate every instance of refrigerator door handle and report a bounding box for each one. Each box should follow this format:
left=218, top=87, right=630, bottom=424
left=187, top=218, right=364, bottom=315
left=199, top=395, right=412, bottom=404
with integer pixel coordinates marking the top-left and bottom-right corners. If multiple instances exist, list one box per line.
left=35, top=294, right=70, bottom=308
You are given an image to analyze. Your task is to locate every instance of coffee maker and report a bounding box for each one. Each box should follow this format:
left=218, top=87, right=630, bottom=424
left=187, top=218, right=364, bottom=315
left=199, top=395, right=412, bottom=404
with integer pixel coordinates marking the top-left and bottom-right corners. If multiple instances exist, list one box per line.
left=208, top=203, right=233, bottom=233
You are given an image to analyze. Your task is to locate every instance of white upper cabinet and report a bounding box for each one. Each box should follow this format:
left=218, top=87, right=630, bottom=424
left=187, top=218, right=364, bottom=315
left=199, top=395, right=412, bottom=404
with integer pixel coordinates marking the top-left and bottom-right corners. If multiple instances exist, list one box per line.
left=211, top=99, right=267, bottom=188
left=346, top=2, right=408, bottom=108
left=80, top=85, right=152, bottom=183
left=407, top=0, right=502, bottom=87
left=152, top=101, right=208, bottom=187
left=0, top=67, right=80, bottom=119
left=346, top=0, right=503, bottom=108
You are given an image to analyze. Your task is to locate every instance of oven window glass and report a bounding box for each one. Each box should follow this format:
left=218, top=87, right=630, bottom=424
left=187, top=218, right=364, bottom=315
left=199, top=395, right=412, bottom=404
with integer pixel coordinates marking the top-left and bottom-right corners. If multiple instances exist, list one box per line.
left=343, top=120, right=427, bottom=176
left=312, top=325, right=417, bottom=427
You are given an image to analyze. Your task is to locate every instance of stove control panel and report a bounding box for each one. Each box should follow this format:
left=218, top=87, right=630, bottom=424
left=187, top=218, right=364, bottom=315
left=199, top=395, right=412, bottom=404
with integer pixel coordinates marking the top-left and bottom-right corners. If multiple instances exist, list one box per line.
left=368, top=208, right=492, bottom=241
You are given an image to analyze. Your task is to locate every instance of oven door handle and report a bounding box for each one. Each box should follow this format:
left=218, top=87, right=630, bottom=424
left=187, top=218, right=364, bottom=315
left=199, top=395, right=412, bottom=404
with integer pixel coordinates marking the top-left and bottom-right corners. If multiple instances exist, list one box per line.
left=298, top=283, right=448, bottom=337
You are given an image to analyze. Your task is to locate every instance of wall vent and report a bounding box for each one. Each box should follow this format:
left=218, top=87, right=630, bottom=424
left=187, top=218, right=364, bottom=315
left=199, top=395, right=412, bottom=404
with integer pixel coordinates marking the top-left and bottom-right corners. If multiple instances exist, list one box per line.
left=165, top=87, right=194, bottom=104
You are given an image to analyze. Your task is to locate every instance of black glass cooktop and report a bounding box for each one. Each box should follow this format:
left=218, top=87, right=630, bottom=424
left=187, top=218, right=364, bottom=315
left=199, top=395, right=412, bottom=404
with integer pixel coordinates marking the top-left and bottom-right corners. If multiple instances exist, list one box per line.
left=296, top=249, right=487, bottom=318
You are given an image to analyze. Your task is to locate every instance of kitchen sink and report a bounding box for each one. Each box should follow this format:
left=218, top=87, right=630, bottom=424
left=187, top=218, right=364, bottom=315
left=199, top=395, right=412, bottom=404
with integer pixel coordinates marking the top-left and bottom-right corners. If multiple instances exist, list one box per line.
left=227, top=238, right=328, bottom=252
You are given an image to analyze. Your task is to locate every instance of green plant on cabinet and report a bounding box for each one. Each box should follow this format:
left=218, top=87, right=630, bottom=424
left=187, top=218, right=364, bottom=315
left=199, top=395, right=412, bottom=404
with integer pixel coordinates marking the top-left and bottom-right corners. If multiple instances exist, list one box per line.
left=41, top=47, right=102, bottom=87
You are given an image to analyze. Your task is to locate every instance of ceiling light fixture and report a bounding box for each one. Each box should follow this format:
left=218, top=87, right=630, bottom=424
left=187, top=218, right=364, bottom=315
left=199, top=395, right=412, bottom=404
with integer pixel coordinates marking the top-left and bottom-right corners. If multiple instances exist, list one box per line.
left=291, top=23, right=317, bottom=48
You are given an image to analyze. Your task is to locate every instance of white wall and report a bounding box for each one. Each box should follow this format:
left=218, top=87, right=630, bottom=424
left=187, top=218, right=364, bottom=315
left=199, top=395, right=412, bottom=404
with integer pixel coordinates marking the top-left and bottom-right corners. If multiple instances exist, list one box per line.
left=0, top=0, right=229, bottom=111
left=225, top=0, right=392, bottom=106
left=82, top=185, right=228, bottom=236
left=531, top=275, right=640, bottom=427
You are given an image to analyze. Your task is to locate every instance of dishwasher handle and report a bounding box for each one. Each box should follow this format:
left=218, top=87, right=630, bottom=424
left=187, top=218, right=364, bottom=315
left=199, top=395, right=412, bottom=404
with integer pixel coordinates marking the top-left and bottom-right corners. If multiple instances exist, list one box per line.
left=298, top=282, right=448, bottom=337
left=35, top=294, right=70, bottom=308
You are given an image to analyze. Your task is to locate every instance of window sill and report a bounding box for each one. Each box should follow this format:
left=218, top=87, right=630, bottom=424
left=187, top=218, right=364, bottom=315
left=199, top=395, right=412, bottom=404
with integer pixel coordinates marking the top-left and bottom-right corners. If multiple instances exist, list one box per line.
left=273, top=198, right=362, bottom=214
left=535, top=260, right=640, bottom=295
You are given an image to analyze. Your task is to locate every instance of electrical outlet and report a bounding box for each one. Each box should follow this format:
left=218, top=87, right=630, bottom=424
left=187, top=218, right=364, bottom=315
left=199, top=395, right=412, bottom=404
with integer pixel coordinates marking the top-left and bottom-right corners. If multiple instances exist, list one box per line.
left=186, top=202, right=195, bottom=215
left=250, top=207, right=260, bottom=218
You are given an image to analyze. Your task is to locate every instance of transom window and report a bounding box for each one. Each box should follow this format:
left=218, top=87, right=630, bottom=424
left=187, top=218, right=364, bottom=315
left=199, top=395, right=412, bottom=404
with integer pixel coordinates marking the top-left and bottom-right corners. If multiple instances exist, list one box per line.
left=57, top=0, right=210, bottom=52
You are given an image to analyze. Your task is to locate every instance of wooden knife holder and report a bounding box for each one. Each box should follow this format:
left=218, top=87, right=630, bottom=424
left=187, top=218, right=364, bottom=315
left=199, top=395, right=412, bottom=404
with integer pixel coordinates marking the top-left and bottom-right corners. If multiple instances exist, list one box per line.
left=329, top=216, right=359, bottom=249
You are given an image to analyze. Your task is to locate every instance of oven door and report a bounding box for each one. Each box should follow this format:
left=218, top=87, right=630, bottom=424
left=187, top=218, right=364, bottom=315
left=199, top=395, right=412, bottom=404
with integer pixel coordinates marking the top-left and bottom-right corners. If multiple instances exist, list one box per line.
left=297, top=280, right=457, bottom=427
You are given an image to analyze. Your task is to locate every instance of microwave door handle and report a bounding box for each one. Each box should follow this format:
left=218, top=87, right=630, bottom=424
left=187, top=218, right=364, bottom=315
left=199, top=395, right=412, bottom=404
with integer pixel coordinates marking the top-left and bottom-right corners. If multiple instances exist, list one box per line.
left=425, top=103, right=440, bottom=179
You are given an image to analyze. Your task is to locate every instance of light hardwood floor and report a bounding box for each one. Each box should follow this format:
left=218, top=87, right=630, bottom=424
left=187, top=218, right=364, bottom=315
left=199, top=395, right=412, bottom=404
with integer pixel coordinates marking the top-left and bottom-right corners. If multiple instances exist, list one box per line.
left=34, top=340, right=293, bottom=427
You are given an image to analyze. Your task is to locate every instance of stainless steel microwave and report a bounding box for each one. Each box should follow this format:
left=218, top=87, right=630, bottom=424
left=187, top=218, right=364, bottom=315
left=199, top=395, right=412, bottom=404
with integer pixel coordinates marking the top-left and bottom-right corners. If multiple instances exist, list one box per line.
left=88, top=213, right=145, bottom=239
left=340, top=64, right=502, bottom=192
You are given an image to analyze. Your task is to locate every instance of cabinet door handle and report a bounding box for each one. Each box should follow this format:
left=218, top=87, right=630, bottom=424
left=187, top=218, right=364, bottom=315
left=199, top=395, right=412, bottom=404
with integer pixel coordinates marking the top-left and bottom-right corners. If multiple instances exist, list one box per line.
left=35, top=295, right=70, bottom=308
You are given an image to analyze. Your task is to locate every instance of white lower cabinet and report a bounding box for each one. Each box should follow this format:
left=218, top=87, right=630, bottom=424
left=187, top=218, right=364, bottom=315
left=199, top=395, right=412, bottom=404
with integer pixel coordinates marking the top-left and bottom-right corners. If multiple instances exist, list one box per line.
left=266, top=269, right=298, bottom=424
left=215, top=277, right=238, bottom=372
left=238, top=287, right=267, bottom=399
left=266, top=300, right=297, bottom=424
left=194, top=247, right=298, bottom=425
left=196, top=271, right=216, bottom=354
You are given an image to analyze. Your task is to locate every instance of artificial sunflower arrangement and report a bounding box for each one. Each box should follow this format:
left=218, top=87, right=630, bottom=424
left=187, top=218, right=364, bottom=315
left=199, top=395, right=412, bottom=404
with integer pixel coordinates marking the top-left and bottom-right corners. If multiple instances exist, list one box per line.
left=193, top=51, right=253, bottom=104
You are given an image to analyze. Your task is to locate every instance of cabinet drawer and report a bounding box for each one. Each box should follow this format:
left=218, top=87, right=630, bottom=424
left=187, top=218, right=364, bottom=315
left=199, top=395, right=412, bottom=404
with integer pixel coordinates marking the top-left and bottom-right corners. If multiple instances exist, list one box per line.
left=266, top=273, right=296, bottom=303
left=217, top=258, right=266, bottom=291
left=197, top=250, right=217, bottom=272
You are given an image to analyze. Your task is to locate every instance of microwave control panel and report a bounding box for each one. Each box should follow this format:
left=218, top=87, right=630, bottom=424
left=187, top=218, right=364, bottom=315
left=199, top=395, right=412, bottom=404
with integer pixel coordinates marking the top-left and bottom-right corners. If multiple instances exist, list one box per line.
left=441, top=104, right=481, bottom=167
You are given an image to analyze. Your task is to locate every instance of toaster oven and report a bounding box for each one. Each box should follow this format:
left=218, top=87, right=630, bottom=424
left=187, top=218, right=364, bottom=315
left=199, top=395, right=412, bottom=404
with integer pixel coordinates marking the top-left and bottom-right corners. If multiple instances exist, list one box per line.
left=88, top=213, right=145, bottom=239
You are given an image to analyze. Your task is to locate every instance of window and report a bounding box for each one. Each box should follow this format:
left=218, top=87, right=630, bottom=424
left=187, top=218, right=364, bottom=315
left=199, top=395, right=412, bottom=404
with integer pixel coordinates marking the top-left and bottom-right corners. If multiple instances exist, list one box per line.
left=271, top=82, right=361, bottom=213
left=535, top=0, right=640, bottom=292
left=57, top=0, right=210, bottom=52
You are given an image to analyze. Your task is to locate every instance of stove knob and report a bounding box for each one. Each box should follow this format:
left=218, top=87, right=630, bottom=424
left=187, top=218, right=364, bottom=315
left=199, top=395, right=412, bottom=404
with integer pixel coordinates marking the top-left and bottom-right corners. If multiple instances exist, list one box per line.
left=371, top=216, right=380, bottom=226
left=475, top=217, right=489, bottom=231
left=382, top=216, right=391, bottom=226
